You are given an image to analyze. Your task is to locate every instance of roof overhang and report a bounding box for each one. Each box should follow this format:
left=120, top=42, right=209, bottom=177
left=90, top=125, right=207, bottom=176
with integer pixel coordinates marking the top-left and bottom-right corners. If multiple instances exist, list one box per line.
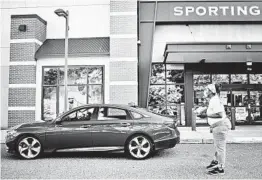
left=35, top=37, right=110, bottom=60
left=163, top=42, right=262, bottom=63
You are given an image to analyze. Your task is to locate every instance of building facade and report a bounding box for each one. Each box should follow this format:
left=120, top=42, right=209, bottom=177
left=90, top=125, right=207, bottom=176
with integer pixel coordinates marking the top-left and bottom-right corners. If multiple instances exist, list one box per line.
left=139, top=0, right=262, bottom=126
left=0, top=0, right=138, bottom=128
left=1, top=0, right=262, bottom=129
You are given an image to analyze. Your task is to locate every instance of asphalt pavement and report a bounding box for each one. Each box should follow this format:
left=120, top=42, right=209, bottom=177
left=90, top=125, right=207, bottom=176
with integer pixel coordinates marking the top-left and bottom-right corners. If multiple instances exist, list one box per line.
left=1, top=144, right=262, bottom=179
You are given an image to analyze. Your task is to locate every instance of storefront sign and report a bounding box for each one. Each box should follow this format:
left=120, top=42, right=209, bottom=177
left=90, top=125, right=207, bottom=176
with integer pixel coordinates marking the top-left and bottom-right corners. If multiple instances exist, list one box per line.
left=174, top=6, right=260, bottom=17
left=157, top=2, right=262, bottom=22
left=235, top=107, right=248, bottom=121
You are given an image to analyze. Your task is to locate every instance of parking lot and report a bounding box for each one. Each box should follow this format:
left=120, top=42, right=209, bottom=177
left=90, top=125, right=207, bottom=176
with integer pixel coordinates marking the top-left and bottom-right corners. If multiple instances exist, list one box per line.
left=1, top=144, right=262, bottom=179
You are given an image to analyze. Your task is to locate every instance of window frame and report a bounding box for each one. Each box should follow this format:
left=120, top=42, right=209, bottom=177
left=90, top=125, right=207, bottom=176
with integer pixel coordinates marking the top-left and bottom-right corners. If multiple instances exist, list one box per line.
left=129, top=111, right=147, bottom=120
left=96, top=106, right=133, bottom=121
left=42, top=65, right=105, bottom=120
left=148, top=63, right=185, bottom=116
left=60, top=107, right=96, bottom=122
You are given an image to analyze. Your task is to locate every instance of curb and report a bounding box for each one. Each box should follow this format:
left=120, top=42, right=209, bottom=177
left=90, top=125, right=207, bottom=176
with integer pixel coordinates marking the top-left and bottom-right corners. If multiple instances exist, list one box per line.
left=179, top=138, right=262, bottom=144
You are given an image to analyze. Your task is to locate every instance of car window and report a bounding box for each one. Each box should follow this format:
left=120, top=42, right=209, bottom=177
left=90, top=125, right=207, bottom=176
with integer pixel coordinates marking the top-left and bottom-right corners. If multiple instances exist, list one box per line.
left=62, top=107, right=95, bottom=122
left=130, top=111, right=143, bottom=119
left=98, top=107, right=128, bottom=120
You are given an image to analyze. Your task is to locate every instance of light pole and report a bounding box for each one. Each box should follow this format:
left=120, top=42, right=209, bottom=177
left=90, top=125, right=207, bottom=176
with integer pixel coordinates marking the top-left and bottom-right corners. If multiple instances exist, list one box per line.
left=55, top=9, right=69, bottom=112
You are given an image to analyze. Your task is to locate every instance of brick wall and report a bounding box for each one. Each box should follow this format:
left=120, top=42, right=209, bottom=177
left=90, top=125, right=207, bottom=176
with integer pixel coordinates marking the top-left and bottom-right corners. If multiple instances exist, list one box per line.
left=10, top=43, right=40, bottom=61
left=110, top=61, right=137, bottom=81
left=110, top=1, right=137, bottom=12
left=110, top=16, right=137, bottom=34
left=8, top=111, right=35, bottom=127
left=8, top=15, right=46, bottom=127
left=9, top=65, right=36, bottom=84
left=9, top=88, right=36, bottom=107
left=11, top=15, right=47, bottom=42
left=109, top=85, right=138, bottom=104
left=109, top=0, right=138, bottom=105
left=110, top=38, right=137, bottom=57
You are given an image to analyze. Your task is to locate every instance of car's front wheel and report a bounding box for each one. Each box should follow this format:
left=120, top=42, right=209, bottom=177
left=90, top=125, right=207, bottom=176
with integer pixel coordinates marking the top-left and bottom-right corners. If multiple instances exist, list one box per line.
left=126, top=135, right=153, bottom=160
left=16, top=136, right=42, bottom=159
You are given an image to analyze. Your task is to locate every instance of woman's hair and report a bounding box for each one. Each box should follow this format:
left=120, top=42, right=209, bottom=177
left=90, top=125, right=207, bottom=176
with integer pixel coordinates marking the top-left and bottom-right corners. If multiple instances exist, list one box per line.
left=215, top=83, right=222, bottom=94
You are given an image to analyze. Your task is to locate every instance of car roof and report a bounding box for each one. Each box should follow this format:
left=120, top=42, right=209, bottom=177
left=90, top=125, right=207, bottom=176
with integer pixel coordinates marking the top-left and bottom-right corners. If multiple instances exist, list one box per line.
left=65, top=104, right=154, bottom=116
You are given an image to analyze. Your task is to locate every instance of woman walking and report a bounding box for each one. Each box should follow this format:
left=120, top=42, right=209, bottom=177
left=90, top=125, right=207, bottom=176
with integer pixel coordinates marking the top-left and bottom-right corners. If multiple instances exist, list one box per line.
left=204, top=84, right=231, bottom=175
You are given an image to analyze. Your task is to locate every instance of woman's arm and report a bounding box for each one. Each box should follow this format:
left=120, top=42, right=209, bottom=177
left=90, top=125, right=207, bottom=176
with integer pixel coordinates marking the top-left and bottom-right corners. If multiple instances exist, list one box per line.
left=207, top=112, right=223, bottom=118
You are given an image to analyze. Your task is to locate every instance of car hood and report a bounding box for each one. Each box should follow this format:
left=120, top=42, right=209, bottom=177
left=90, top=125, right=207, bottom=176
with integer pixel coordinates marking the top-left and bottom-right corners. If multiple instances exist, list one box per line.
left=14, top=121, right=51, bottom=130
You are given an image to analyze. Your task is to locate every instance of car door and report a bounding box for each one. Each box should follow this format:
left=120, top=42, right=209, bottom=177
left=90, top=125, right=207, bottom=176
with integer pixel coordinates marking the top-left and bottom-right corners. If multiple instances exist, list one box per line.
left=46, top=107, right=95, bottom=150
left=91, top=106, right=134, bottom=147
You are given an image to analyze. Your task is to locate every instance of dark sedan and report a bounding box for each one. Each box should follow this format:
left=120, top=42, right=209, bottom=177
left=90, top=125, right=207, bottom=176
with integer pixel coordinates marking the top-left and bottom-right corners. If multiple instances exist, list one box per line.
left=5, top=104, right=180, bottom=160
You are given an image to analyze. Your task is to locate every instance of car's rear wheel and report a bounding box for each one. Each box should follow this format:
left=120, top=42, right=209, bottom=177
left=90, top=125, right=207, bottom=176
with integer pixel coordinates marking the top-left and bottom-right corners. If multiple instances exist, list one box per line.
left=16, top=136, right=42, bottom=159
left=126, top=135, right=153, bottom=160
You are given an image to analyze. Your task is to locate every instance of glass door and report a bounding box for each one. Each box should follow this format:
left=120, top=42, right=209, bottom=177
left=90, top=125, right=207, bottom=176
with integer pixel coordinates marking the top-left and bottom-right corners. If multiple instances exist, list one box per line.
left=250, top=90, right=262, bottom=124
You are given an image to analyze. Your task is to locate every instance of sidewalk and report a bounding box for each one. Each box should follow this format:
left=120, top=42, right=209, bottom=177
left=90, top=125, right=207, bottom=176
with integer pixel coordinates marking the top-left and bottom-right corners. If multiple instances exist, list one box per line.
left=179, top=125, right=262, bottom=144
left=1, top=125, right=262, bottom=144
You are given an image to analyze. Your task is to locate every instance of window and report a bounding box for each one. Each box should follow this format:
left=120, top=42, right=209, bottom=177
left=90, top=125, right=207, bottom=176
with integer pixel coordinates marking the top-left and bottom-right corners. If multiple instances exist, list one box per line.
left=250, top=74, right=262, bottom=84
left=98, top=107, right=128, bottom=120
left=148, top=64, right=185, bottom=117
left=62, top=108, right=94, bottom=122
left=130, top=111, right=143, bottom=119
left=231, top=74, right=248, bottom=84
left=212, top=74, right=229, bottom=84
left=42, top=66, right=104, bottom=120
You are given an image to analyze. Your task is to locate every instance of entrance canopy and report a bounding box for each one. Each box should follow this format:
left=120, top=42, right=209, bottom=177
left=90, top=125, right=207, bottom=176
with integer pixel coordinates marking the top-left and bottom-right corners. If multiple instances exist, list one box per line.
left=163, top=42, right=262, bottom=63
left=152, top=24, right=262, bottom=63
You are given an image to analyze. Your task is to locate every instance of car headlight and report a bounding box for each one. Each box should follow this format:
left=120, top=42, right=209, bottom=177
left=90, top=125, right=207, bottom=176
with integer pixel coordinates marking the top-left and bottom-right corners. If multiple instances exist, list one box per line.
left=5, top=124, right=24, bottom=141
left=6, top=129, right=19, bottom=141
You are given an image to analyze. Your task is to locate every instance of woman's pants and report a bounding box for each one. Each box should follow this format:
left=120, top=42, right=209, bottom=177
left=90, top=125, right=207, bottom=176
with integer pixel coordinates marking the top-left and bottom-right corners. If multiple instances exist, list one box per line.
left=212, top=125, right=229, bottom=168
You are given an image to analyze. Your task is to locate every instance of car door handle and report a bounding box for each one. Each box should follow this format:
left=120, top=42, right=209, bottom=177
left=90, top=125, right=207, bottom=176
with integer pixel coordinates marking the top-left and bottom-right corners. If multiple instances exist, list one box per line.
left=80, top=125, right=92, bottom=128
left=120, top=122, right=131, bottom=127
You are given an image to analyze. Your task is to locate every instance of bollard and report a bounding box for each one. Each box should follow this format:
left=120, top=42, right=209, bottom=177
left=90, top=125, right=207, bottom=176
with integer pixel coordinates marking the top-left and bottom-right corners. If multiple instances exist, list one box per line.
left=231, top=107, right=236, bottom=130
left=191, top=108, right=196, bottom=131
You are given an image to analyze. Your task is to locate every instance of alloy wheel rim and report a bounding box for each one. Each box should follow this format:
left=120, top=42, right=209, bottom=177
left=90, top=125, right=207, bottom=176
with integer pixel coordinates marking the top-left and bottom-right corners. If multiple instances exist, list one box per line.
left=129, top=136, right=151, bottom=159
left=18, top=137, right=41, bottom=159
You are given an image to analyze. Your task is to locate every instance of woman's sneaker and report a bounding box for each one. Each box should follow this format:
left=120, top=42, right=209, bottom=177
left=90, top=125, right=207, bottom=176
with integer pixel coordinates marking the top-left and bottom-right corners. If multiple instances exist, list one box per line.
left=207, top=167, right=225, bottom=176
left=206, top=160, right=218, bottom=170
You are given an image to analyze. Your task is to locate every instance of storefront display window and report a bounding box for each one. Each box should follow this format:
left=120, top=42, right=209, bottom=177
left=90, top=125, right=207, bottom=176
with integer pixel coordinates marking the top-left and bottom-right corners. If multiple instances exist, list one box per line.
left=42, top=66, right=104, bottom=120
left=150, top=64, right=165, bottom=84
left=231, top=74, right=248, bottom=84
left=212, top=74, right=229, bottom=84
left=166, top=85, right=184, bottom=105
left=193, top=74, right=211, bottom=124
left=148, top=64, right=184, bottom=118
left=250, top=74, right=262, bottom=84
left=166, top=64, right=184, bottom=84
left=43, top=87, right=56, bottom=120
left=194, top=74, right=211, bottom=86
left=148, top=85, right=165, bottom=106
left=249, top=90, right=262, bottom=123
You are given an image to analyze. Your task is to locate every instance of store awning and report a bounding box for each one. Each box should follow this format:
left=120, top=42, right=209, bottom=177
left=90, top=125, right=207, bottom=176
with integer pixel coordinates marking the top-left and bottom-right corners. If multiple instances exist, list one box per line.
left=163, top=42, right=262, bottom=63
left=35, top=37, right=110, bottom=59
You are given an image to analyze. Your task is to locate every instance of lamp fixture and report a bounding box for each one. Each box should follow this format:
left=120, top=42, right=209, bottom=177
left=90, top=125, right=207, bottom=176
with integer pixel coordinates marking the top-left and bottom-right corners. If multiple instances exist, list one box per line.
left=18, top=25, right=27, bottom=32
left=246, top=44, right=252, bottom=49
left=54, top=9, right=69, bottom=18
left=226, top=44, right=231, bottom=49
left=246, top=61, right=252, bottom=66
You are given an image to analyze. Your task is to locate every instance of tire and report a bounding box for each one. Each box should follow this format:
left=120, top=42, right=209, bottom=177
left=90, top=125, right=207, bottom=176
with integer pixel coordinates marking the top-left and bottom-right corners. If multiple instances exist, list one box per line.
left=126, top=134, right=153, bottom=160
left=16, top=136, right=42, bottom=160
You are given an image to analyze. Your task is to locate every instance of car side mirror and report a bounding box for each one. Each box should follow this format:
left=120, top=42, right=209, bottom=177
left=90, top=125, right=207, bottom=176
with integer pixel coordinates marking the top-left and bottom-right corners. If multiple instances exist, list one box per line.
left=55, top=119, right=62, bottom=125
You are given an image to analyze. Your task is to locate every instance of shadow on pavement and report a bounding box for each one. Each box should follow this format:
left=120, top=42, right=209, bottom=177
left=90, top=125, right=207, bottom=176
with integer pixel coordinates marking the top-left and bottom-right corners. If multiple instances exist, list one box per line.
left=47, top=151, right=127, bottom=159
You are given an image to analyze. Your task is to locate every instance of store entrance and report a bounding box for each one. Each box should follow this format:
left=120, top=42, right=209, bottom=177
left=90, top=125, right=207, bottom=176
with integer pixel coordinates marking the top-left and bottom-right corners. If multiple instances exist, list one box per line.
left=221, top=84, right=262, bottom=125
left=191, top=66, right=262, bottom=126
